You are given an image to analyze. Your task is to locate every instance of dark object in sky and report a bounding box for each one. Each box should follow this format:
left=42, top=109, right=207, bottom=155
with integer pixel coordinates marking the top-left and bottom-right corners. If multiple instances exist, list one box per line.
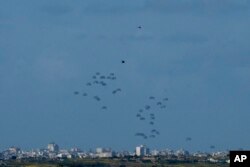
left=74, top=91, right=79, bottom=95
left=139, top=109, right=143, bottom=113
left=149, top=135, right=156, bottom=138
left=157, top=102, right=162, bottom=105
left=151, top=129, right=160, bottom=135
left=101, top=106, right=107, bottom=110
left=135, top=133, right=148, bottom=140
left=210, top=145, right=215, bottom=149
left=151, top=129, right=157, bottom=133
left=112, top=88, right=121, bottom=94
left=82, top=93, right=88, bottom=96
left=121, top=60, right=125, bottom=64
left=160, top=105, right=166, bottom=109
left=150, top=113, right=155, bottom=119
left=135, top=133, right=148, bottom=139
left=100, top=76, right=106, bottom=79
left=93, top=96, right=101, bottom=101
left=136, top=113, right=141, bottom=117
left=163, top=97, right=168, bottom=101
left=100, top=81, right=107, bottom=86
left=138, top=26, right=142, bottom=29
left=111, top=77, right=116, bottom=80
left=96, top=72, right=100, bottom=75
left=110, top=73, right=115, bottom=76
left=140, top=117, right=145, bottom=120
left=186, top=137, right=192, bottom=141
left=149, top=121, right=154, bottom=125
left=149, top=96, right=155, bottom=100
left=145, top=105, right=151, bottom=110
left=135, top=132, right=145, bottom=136
left=93, top=80, right=99, bottom=84
left=86, top=82, right=92, bottom=86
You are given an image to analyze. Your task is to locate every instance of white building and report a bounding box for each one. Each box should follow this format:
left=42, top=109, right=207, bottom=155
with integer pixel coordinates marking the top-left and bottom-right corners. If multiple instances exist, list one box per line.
left=47, top=143, right=59, bottom=152
left=96, top=148, right=103, bottom=154
left=95, top=148, right=113, bottom=158
left=8, top=147, right=21, bottom=154
left=175, top=149, right=189, bottom=156
left=151, top=149, right=159, bottom=156
left=135, top=145, right=149, bottom=156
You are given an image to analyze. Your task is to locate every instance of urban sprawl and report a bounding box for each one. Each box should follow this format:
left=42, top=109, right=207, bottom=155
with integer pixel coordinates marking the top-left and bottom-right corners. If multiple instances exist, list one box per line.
left=0, top=143, right=230, bottom=164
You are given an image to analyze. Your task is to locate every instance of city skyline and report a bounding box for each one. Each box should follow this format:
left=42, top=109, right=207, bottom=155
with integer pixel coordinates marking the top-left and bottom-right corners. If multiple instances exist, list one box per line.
left=1, top=0, right=250, bottom=152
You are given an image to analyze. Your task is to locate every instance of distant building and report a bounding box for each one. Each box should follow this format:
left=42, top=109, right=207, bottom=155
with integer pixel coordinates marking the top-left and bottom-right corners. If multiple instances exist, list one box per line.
left=47, top=143, right=59, bottom=152
left=8, top=147, right=21, bottom=154
left=175, top=149, right=189, bottom=156
left=96, top=148, right=103, bottom=154
left=95, top=148, right=113, bottom=158
left=151, top=149, right=159, bottom=156
left=135, top=145, right=149, bottom=156
left=70, top=148, right=82, bottom=153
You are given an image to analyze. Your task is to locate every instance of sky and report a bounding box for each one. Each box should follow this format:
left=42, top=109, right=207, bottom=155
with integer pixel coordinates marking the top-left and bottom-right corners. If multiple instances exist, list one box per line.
left=0, top=0, right=250, bottom=152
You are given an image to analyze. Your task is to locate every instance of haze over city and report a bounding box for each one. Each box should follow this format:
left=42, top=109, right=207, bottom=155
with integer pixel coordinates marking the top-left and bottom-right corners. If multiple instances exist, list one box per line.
left=0, top=0, right=250, bottom=153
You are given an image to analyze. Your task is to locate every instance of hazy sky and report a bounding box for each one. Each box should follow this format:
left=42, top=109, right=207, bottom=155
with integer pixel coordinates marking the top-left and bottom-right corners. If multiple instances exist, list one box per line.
left=0, top=0, right=250, bottom=152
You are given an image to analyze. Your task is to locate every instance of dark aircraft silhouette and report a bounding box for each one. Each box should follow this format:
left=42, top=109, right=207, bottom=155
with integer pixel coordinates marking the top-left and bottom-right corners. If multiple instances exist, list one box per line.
left=121, top=60, right=125, bottom=64
left=138, top=26, right=142, bottom=29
